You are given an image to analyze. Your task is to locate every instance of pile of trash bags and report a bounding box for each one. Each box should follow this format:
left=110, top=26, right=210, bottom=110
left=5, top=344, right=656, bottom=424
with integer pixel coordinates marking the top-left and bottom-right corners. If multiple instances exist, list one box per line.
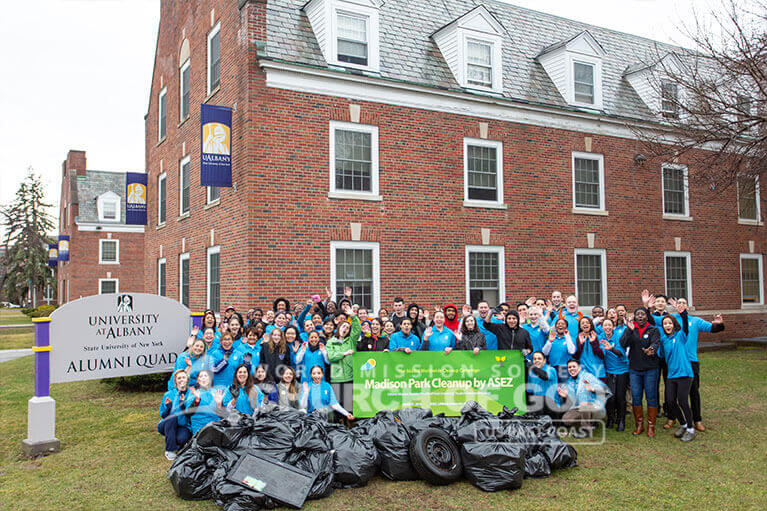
left=169, top=401, right=577, bottom=509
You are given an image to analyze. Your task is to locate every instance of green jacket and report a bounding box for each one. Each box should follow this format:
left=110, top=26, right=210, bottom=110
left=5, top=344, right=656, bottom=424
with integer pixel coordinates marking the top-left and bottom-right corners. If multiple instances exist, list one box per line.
left=326, top=315, right=361, bottom=382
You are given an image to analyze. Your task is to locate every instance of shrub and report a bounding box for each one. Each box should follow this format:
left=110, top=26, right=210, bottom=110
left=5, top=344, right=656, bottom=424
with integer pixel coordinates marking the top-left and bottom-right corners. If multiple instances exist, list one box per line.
left=102, top=372, right=172, bottom=392
left=25, top=304, right=58, bottom=318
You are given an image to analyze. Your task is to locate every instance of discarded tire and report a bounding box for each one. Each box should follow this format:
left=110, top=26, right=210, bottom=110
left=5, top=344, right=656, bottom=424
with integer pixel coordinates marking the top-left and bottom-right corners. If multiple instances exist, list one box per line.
left=409, top=427, right=463, bottom=485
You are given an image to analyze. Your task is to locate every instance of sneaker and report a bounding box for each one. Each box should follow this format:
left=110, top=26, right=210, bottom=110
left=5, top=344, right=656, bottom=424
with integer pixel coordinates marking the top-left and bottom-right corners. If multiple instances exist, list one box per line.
left=165, top=451, right=177, bottom=461
left=680, top=430, right=696, bottom=442
left=674, top=425, right=687, bottom=438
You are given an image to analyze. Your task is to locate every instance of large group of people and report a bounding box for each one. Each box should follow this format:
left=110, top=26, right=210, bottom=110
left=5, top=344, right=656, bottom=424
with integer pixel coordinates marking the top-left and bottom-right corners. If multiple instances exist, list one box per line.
left=157, top=287, right=724, bottom=459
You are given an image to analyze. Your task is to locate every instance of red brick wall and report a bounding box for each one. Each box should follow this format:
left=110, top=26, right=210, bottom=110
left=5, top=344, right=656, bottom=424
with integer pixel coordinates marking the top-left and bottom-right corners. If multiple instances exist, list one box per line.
left=143, top=0, right=766, bottom=341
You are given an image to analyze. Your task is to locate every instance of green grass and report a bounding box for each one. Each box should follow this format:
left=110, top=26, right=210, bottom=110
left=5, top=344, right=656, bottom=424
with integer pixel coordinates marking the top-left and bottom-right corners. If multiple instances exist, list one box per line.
left=0, top=350, right=765, bottom=511
left=0, top=331, right=34, bottom=349
left=0, top=309, right=33, bottom=326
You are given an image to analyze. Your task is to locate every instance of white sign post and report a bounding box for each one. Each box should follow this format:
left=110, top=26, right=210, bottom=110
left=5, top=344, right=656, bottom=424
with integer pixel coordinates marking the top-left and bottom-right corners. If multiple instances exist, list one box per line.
left=22, top=293, right=193, bottom=457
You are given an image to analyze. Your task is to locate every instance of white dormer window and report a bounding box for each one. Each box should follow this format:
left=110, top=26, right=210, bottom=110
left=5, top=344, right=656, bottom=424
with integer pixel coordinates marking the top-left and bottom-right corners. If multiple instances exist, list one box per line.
left=97, top=191, right=121, bottom=223
left=305, top=0, right=380, bottom=72
left=625, top=53, right=685, bottom=119
left=537, top=31, right=606, bottom=110
left=661, top=80, right=679, bottom=118
left=432, top=6, right=504, bottom=94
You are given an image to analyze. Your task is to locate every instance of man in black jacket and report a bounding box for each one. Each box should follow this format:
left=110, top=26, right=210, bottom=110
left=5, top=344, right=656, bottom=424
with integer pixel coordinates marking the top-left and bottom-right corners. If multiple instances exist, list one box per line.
left=482, top=310, right=532, bottom=354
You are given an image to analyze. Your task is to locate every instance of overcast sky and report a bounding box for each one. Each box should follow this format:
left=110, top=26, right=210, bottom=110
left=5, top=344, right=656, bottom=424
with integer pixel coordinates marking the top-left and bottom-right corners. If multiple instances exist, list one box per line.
left=0, top=0, right=710, bottom=236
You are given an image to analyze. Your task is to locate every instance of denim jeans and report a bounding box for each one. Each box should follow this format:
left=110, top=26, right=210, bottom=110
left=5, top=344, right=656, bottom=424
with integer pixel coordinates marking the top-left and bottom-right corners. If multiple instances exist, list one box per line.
left=157, top=415, right=192, bottom=452
left=629, top=368, right=659, bottom=408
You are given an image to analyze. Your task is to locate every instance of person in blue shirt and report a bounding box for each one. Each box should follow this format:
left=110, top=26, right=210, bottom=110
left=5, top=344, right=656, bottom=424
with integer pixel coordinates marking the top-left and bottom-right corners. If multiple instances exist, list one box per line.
left=239, top=326, right=263, bottom=374
left=598, top=318, right=629, bottom=431
left=667, top=298, right=724, bottom=432
left=542, top=318, right=577, bottom=383
left=476, top=301, right=499, bottom=350
left=296, top=330, right=330, bottom=382
left=388, top=319, right=422, bottom=352
left=158, top=370, right=192, bottom=460
left=185, top=370, right=225, bottom=435
left=210, top=332, right=246, bottom=389
left=574, top=317, right=605, bottom=381
left=285, top=326, right=303, bottom=369
left=265, top=311, right=288, bottom=335
left=556, top=295, right=586, bottom=340
left=657, top=314, right=696, bottom=442
left=222, top=364, right=264, bottom=415
left=526, top=351, right=559, bottom=417
left=169, top=338, right=211, bottom=390
left=300, top=365, right=354, bottom=422
left=421, top=311, right=456, bottom=353
left=522, top=306, right=550, bottom=361
left=557, top=359, right=609, bottom=438
left=595, top=307, right=627, bottom=341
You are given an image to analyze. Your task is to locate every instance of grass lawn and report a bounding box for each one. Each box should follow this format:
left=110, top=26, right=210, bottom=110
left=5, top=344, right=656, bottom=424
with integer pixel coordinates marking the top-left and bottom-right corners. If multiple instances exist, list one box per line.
left=0, top=309, right=32, bottom=326
left=0, top=330, right=34, bottom=349
left=0, top=350, right=765, bottom=511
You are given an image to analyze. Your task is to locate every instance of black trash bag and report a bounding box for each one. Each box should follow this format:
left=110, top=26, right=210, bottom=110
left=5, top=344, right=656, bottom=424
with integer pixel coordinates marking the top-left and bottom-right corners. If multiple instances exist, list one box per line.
left=356, top=411, right=419, bottom=481
left=249, top=417, right=296, bottom=454
left=495, top=406, right=520, bottom=420
left=406, top=413, right=460, bottom=440
left=456, top=417, right=512, bottom=443
left=458, top=401, right=496, bottom=423
left=169, top=441, right=240, bottom=500
left=522, top=451, right=551, bottom=478
left=286, top=449, right=335, bottom=500
left=326, top=426, right=380, bottom=488
left=196, top=413, right=254, bottom=449
left=394, top=407, right=432, bottom=425
left=461, top=442, right=525, bottom=492
left=539, top=437, right=578, bottom=470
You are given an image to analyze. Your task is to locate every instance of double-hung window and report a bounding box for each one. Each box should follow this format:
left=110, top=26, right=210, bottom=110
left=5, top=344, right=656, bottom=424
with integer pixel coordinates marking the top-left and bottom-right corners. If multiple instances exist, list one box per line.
left=179, top=59, right=190, bottom=121
left=179, top=253, right=190, bottom=307
left=329, top=121, right=379, bottom=198
left=574, top=249, right=607, bottom=308
left=207, top=246, right=220, bottom=312
left=99, top=279, right=119, bottom=295
left=662, top=164, right=689, bottom=218
left=158, top=258, right=166, bottom=296
left=467, top=40, right=493, bottom=88
left=572, top=152, right=605, bottom=212
left=573, top=62, right=595, bottom=104
left=337, top=13, right=368, bottom=66
left=99, top=239, right=119, bottom=264
left=330, top=241, right=380, bottom=312
left=158, top=173, right=167, bottom=225
left=740, top=254, right=764, bottom=305
left=207, top=22, right=221, bottom=94
left=464, top=138, right=503, bottom=207
left=465, top=245, right=505, bottom=309
left=158, top=87, right=167, bottom=141
left=661, top=80, right=679, bottom=118
left=664, top=251, right=691, bottom=302
left=738, top=175, right=761, bottom=223
left=180, top=156, right=191, bottom=215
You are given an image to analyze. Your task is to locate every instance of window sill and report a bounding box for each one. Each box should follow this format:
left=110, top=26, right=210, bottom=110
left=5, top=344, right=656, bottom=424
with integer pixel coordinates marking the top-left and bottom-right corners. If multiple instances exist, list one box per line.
left=177, top=213, right=191, bottom=222
left=328, top=191, right=382, bottom=202
left=99, top=261, right=120, bottom=265
left=741, top=303, right=765, bottom=310
left=156, top=222, right=166, bottom=230
left=178, top=116, right=190, bottom=128
left=463, top=200, right=507, bottom=210
left=204, top=199, right=221, bottom=210
left=662, top=214, right=693, bottom=222
left=738, top=218, right=763, bottom=226
left=204, top=86, right=220, bottom=103
left=572, top=208, right=608, bottom=216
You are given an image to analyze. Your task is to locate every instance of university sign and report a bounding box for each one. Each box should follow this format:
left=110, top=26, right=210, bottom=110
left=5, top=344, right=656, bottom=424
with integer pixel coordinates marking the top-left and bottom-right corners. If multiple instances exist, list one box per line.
left=50, top=293, right=190, bottom=383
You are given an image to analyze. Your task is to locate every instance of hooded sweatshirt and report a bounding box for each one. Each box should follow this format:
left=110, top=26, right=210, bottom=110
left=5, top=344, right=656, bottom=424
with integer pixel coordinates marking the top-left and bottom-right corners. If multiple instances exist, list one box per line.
left=443, top=303, right=461, bottom=332
left=482, top=310, right=532, bottom=352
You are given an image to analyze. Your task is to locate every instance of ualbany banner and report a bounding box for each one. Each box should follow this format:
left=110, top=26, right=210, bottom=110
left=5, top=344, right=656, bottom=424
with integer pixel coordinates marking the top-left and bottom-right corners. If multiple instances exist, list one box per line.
left=200, top=104, right=232, bottom=187
left=48, top=245, right=58, bottom=267
left=352, top=350, right=526, bottom=418
left=57, top=235, right=70, bottom=261
left=125, top=172, right=148, bottom=225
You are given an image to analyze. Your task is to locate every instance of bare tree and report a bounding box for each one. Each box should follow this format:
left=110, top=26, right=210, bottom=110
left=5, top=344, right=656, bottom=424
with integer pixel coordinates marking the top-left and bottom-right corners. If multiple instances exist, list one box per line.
left=632, top=0, right=766, bottom=192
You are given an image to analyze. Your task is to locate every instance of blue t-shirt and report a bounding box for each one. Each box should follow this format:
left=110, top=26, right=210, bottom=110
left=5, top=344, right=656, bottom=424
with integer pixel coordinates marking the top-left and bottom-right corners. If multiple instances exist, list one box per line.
left=159, top=388, right=191, bottom=428
left=196, top=330, right=221, bottom=352
left=672, top=313, right=711, bottom=363
left=303, top=381, right=338, bottom=413
left=389, top=331, right=422, bottom=351
left=223, top=385, right=264, bottom=415
left=210, top=346, right=246, bottom=389
left=599, top=332, right=629, bottom=374
left=424, top=327, right=456, bottom=351
left=658, top=329, right=693, bottom=379
left=547, top=335, right=572, bottom=367
left=527, top=364, right=558, bottom=398
left=578, top=338, right=606, bottom=378
left=185, top=389, right=221, bottom=434
left=297, top=345, right=328, bottom=382
left=169, top=352, right=211, bottom=390
left=478, top=316, right=499, bottom=350
left=522, top=323, right=548, bottom=358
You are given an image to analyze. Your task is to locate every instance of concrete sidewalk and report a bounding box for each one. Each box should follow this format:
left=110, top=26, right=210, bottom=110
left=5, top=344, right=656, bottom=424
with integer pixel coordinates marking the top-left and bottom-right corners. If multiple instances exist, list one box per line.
left=0, top=323, right=33, bottom=328
left=0, top=349, right=33, bottom=363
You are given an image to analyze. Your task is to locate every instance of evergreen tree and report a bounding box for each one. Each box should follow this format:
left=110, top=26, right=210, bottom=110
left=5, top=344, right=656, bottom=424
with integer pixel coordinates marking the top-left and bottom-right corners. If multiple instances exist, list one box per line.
left=1, top=169, right=56, bottom=306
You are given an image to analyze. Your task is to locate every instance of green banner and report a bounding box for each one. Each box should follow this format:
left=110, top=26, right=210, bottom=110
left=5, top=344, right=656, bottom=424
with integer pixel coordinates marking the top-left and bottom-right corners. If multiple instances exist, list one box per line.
left=352, top=350, right=526, bottom=418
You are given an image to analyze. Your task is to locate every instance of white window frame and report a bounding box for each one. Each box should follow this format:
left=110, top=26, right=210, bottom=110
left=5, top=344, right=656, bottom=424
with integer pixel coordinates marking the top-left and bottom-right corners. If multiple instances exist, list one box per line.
left=179, top=155, right=191, bottom=216
left=572, top=61, right=596, bottom=105
left=179, top=58, right=190, bottom=121
left=464, top=245, right=506, bottom=308
left=157, top=172, right=167, bottom=225
left=328, top=120, right=380, bottom=200
left=660, top=79, right=679, bottom=118
left=98, top=239, right=120, bottom=265
left=567, top=54, right=603, bottom=109
left=463, top=137, right=504, bottom=208
left=207, top=185, right=220, bottom=205
left=573, top=248, right=608, bottom=310
left=661, top=163, right=691, bottom=220
left=179, top=252, right=190, bottom=305
left=664, top=251, right=692, bottom=306
left=740, top=253, right=764, bottom=307
left=461, top=33, right=503, bottom=94
left=329, top=3, right=380, bottom=72
left=157, top=257, right=166, bottom=295
left=737, top=175, right=762, bottom=225
left=207, top=22, right=221, bottom=95
left=207, top=245, right=220, bottom=311
left=158, top=87, right=167, bottom=142
left=99, top=278, right=119, bottom=295
left=571, top=151, right=606, bottom=214
left=329, top=241, right=380, bottom=313
left=97, top=191, right=121, bottom=223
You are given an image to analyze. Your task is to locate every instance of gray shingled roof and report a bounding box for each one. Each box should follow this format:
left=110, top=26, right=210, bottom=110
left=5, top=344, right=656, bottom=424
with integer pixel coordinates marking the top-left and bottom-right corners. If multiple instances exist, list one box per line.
left=76, top=171, right=127, bottom=223
left=262, top=0, right=683, bottom=121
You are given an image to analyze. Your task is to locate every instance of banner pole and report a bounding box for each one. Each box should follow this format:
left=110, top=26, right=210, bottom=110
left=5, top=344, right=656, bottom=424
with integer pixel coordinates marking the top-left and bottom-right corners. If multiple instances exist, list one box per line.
left=22, top=317, right=60, bottom=457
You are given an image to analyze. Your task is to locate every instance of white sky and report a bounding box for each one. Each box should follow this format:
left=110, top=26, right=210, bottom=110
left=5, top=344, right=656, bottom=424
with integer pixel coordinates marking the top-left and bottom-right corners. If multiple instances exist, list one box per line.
left=0, top=0, right=710, bottom=236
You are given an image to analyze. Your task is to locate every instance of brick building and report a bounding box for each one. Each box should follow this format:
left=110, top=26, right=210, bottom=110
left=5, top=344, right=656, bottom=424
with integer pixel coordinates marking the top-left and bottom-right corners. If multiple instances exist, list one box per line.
left=142, top=0, right=765, bottom=338
left=57, top=150, right=146, bottom=302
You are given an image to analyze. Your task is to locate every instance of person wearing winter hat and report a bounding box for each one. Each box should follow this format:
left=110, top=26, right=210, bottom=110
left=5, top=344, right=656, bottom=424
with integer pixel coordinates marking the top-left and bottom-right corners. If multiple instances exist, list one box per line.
left=482, top=310, right=532, bottom=353
left=442, top=303, right=461, bottom=333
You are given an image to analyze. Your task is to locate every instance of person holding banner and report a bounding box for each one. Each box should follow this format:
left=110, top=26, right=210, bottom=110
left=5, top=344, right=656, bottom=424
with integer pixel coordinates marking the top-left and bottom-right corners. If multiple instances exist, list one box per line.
left=158, top=370, right=192, bottom=460
left=388, top=318, right=421, bottom=352
left=210, top=332, right=246, bottom=389
left=455, top=315, right=486, bottom=353
left=223, top=364, right=264, bottom=414
left=170, top=338, right=211, bottom=390
left=300, top=365, right=354, bottom=422
left=186, top=370, right=225, bottom=434
left=421, top=311, right=457, bottom=353
left=481, top=310, right=532, bottom=354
